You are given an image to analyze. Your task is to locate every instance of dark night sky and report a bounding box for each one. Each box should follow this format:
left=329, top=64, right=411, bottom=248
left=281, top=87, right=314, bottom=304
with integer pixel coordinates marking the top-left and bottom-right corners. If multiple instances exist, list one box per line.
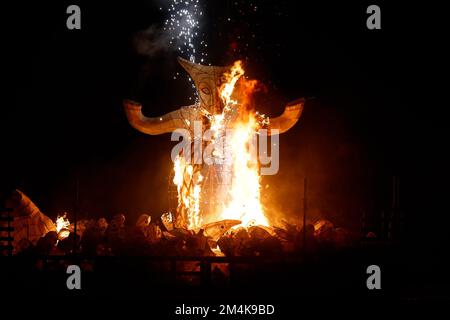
left=1, top=1, right=447, bottom=242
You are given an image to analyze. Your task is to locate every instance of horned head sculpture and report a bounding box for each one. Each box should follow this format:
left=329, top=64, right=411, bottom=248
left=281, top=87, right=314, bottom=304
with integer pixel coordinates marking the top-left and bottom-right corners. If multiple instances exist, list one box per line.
left=124, top=57, right=304, bottom=136
left=123, top=57, right=304, bottom=229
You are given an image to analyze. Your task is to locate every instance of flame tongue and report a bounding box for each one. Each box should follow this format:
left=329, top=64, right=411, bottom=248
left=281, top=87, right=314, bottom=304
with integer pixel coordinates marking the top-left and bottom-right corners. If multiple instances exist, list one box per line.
left=220, top=61, right=244, bottom=108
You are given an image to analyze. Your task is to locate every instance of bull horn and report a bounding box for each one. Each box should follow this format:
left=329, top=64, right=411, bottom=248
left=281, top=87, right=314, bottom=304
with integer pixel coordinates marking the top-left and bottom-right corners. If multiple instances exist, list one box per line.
left=267, top=98, right=305, bottom=135
left=123, top=99, right=187, bottom=135
left=177, top=57, right=230, bottom=82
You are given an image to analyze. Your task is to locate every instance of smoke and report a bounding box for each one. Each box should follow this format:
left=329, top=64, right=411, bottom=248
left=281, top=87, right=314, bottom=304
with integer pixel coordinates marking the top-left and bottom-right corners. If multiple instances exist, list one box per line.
left=134, top=0, right=207, bottom=63
left=133, top=24, right=171, bottom=57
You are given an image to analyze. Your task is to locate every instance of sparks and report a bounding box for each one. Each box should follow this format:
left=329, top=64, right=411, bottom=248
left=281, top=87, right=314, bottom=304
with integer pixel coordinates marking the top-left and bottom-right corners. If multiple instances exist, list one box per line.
left=164, top=0, right=206, bottom=64
left=163, top=0, right=208, bottom=98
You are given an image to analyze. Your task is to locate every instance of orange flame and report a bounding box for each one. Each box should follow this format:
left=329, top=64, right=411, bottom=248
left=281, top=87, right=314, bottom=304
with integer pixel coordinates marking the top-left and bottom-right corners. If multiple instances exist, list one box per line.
left=216, top=61, right=269, bottom=227
left=173, top=155, right=203, bottom=229
left=172, top=60, right=269, bottom=230
left=219, top=60, right=245, bottom=107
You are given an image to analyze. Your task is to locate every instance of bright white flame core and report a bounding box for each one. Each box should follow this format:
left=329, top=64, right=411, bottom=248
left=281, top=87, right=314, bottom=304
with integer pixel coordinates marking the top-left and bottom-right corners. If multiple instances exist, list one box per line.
left=217, top=117, right=269, bottom=227
left=55, top=213, right=70, bottom=239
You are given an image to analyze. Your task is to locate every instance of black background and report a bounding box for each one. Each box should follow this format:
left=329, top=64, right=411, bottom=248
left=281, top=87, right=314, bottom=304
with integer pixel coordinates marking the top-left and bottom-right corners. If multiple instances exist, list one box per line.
left=1, top=0, right=448, bottom=258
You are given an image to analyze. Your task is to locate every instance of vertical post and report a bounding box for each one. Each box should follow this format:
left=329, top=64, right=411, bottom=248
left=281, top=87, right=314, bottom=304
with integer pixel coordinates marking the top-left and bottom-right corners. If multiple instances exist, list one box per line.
left=392, top=176, right=396, bottom=209
left=171, top=259, right=177, bottom=282
left=7, top=209, right=13, bottom=257
left=73, top=175, right=79, bottom=254
left=361, top=209, right=366, bottom=238
left=390, top=175, right=400, bottom=241
left=392, top=175, right=400, bottom=209
left=303, top=177, right=307, bottom=251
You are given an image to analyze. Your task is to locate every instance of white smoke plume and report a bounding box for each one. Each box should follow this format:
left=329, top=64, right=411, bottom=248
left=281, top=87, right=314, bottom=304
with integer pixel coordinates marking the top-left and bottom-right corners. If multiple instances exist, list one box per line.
left=133, top=24, right=171, bottom=57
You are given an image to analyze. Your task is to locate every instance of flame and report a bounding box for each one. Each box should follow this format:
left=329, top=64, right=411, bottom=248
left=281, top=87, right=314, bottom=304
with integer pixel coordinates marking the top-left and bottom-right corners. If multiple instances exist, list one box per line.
left=215, top=61, right=269, bottom=227
left=173, top=155, right=203, bottom=229
left=219, top=60, right=244, bottom=107
left=172, top=60, right=269, bottom=230
left=218, top=116, right=269, bottom=227
left=55, top=213, right=70, bottom=240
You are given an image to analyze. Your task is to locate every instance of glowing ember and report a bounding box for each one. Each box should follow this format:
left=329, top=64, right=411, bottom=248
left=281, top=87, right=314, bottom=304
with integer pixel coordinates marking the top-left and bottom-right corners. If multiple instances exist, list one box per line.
left=55, top=213, right=70, bottom=240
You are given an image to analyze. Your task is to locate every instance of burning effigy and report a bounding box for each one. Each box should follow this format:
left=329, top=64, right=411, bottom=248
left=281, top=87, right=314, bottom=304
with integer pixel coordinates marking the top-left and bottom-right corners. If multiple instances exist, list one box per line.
left=124, top=57, right=304, bottom=235
left=0, top=53, right=357, bottom=260
left=0, top=59, right=355, bottom=259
